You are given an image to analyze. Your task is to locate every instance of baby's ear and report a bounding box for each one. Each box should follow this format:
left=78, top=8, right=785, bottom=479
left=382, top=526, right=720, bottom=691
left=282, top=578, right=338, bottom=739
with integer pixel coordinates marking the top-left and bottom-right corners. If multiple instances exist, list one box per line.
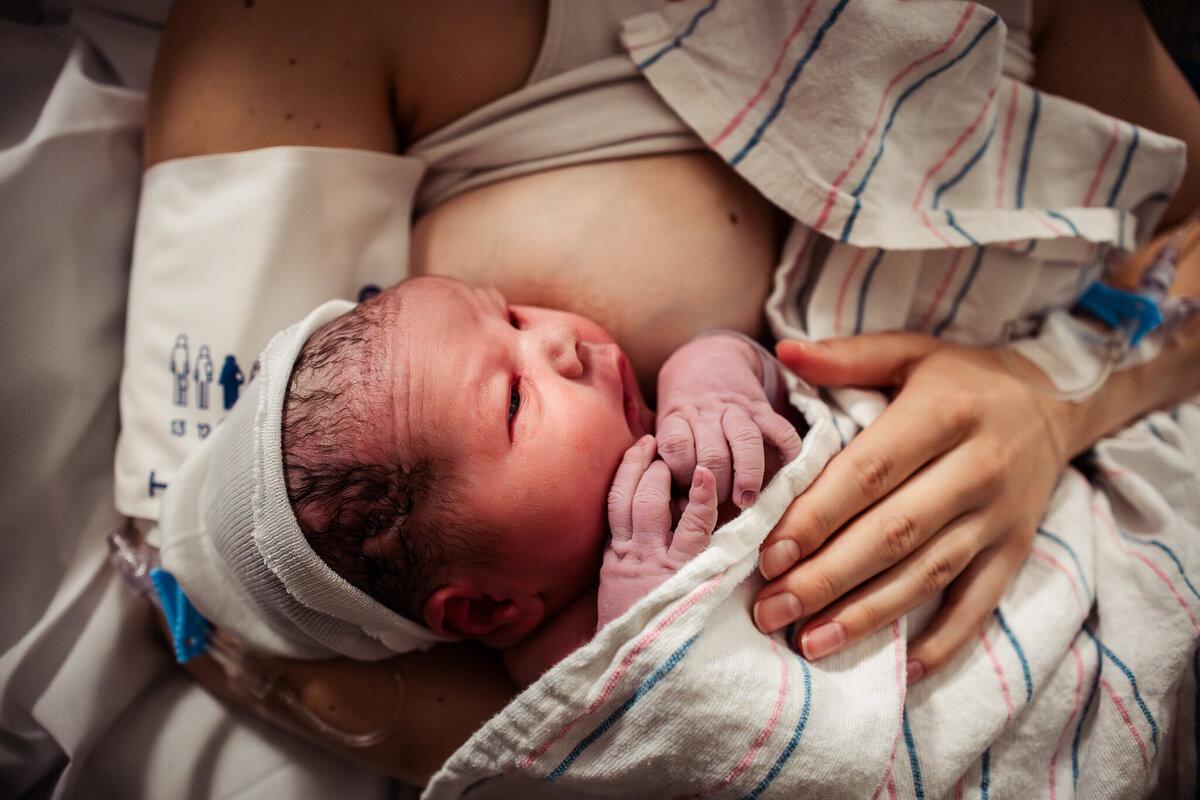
left=423, top=583, right=546, bottom=647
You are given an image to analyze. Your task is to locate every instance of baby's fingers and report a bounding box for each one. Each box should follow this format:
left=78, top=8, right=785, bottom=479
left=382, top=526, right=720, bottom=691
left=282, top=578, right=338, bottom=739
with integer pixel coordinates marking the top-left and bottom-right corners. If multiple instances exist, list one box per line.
left=656, top=414, right=698, bottom=486
left=759, top=410, right=803, bottom=466
left=631, top=460, right=675, bottom=551
left=669, top=466, right=718, bottom=563
left=721, top=407, right=765, bottom=509
left=608, top=436, right=656, bottom=544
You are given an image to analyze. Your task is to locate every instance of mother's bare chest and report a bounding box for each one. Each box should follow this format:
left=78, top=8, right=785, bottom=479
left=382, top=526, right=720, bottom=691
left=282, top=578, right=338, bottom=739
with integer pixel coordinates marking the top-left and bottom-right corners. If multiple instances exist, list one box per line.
left=411, top=152, right=784, bottom=393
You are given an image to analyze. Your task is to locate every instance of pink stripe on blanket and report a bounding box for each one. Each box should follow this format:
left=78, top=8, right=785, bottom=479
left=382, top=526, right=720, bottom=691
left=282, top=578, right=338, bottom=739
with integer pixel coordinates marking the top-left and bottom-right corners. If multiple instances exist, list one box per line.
left=515, top=573, right=726, bottom=771
left=673, top=638, right=791, bottom=800
left=813, top=3, right=976, bottom=232
left=833, top=247, right=869, bottom=335
left=870, top=621, right=908, bottom=800
left=1030, top=209, right=1069, bottom=237
left=1032, top=548, right=1088, bottom=622
left=919, top=210, right=959, bottom=249
left=996, top=80, right=1020, bottom=207
left=709, top=0, right=821, bottom=148
left=912, top=85, right=997, bottom=209
left=1048, top=643, right=1087, bottom=800
left=916, top=247, right=965, bottom=331
left=980, top=629, right=1015, bottom=722
left=1083, top=119, right=1121, bottom=207
left=1093, top=499, right=1200, bottom=635
left=1100, top=677, right=1150, bottom=774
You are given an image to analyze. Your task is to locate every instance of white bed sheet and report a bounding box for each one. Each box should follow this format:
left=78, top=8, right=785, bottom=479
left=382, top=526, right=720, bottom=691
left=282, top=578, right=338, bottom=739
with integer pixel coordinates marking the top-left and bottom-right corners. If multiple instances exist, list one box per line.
left=0, top=5, right=410, bottom=798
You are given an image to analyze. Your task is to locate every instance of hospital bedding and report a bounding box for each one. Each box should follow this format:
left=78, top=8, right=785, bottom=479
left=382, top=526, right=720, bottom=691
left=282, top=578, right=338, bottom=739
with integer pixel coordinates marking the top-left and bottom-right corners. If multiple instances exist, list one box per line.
left=0, top=4, right=405, bottom=798
left=424, top=2, right=1200, bottom=797
left=3, top=1, right=1199, bottom=799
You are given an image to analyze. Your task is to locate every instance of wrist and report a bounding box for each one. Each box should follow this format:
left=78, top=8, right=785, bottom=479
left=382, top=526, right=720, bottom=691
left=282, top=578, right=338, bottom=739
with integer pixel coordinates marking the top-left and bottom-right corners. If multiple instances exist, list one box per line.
left=1037, top=314, right=1200, bottom=460
left=694, top=329, right=784, bottom=407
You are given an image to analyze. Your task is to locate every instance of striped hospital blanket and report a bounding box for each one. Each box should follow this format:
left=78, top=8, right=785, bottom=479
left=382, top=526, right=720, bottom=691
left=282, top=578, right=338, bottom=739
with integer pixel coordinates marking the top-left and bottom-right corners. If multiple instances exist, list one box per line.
left=423, top=1, right=1198, bottom=797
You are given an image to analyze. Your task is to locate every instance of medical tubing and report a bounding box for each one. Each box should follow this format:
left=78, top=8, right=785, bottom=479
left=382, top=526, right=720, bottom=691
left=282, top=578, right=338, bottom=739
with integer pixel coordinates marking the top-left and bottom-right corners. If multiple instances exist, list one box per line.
left=107, top=525, right=400, bottom=748
left=1000, top=212, right=1200, bottom=402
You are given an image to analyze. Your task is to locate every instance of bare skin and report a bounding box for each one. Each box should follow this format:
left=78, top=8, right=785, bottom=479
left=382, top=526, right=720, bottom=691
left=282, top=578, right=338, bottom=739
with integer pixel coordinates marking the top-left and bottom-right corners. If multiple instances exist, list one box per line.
left=145, top=0, right=1200, bottom=785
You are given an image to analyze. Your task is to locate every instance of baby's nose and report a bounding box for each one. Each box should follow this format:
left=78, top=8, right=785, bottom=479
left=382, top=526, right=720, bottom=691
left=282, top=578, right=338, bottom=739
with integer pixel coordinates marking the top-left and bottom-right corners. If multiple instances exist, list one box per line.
left=540, top=322, right=583, bottom=378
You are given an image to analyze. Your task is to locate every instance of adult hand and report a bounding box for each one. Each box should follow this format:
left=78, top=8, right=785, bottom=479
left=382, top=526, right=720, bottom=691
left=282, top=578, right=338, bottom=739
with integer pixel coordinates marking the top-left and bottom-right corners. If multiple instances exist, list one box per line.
left=752, top=334, right=1071, bottom=681
left=600, top=436, right=719, bottom=629
left=656, top=334, right=803, bottom=508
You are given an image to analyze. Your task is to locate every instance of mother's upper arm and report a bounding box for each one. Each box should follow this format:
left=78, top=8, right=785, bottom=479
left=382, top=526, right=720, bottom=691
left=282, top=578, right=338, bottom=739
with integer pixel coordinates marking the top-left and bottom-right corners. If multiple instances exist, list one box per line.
left=1031, top=0, right=1200, bottom=227
left=144, top=0, right=400, bottom=167
left=144, top=0, right=548, bottom=168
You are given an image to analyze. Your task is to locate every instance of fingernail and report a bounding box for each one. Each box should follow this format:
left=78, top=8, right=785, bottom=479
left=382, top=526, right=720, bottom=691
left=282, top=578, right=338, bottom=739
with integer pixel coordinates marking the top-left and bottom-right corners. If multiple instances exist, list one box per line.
left=906, top=659, right=925, bottom=683
left=753, top=593, right=804, bottom=632
left=738, top=490, right=757, bottom=508
left=759, top=540, right=800, bottom=580
left=780, top=339, right=828, bottom=354
left=801, top=621, right=846, bottom=659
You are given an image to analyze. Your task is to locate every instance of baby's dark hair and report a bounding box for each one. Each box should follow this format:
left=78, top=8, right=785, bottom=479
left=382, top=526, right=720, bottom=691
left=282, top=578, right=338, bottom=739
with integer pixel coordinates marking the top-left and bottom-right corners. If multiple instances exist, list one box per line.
left=281, top=291, right=477, bottom=622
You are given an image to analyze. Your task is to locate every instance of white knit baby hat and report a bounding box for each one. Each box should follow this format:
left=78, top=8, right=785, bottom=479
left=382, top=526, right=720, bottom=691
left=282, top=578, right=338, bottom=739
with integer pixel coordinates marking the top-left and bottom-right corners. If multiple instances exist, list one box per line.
left=158, top=299, right=449, bottom=659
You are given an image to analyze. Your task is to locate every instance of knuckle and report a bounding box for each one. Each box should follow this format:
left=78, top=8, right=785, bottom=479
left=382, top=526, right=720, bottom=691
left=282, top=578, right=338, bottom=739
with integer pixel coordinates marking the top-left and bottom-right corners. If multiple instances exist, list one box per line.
left=607, top=485, right=632, bottom=508
left=696, top=443, right=729, bottom=469
left=937, top=389, right=983, bottom=431
left=731, top=425, right=762, bottom=448
left=972, top=441, right=1008, bottom=491
left=808, top=566, right=842, bottom=604
left=917, top=551, right=960, bottom=595
left=853, top=452, right=894, bottom=498
left=855, top=602, right=887, bottom=635
left=634, top=481, right=670, bottom=510
left=657, top=433, right=692, bottom=460
left=914, top=640, right=951, bottom=673
left=877, top=513, right=919, bottom=562
left=774, top=505, right=828, bottom=559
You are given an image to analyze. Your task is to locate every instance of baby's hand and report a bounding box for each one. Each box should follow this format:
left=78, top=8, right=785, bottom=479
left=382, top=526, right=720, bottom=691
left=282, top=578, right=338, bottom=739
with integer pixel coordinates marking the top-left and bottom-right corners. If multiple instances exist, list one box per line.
left=656, top=334, right=802, bottom=508
left=598, top=436, right=718, bottom=629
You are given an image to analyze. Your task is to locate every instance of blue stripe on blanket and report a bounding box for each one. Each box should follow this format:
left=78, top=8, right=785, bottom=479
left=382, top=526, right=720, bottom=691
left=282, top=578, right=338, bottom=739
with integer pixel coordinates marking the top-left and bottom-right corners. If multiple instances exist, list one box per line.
left=1097, top=485, right=1200, bottom=605
left=1082, top=626, right=1159, bottom=754
left=980, top=747, right=991, bottom=799
left=854, top=248, right=886, bottom=334
left=1044, top=210, right=1081, bottom=237
left=730, top=0, right=852, bottom=168
left=845, top=14, right=1000, bottom=211
left=902, top=708, right=926, bottom=799
left=1016, top=89, right=1041, bottom=209
left=1073, top=638, right=1103, bottom=791
left=932, top=246, right=984, bottom=337
left=543, top=634, right=700, bottom=782
left=994, top=608, right=1032, bottom=702
left=945, top=210, right=978, bottom=245
left=637, top=0, right=720, bottom=70
left=1106, top=125, right=1139, bottom=208
left=1036, top=528, right=1093, bottom=604
left=741, top=656, right=813, bottom=800
left=933, top=117, right=997, bottom=210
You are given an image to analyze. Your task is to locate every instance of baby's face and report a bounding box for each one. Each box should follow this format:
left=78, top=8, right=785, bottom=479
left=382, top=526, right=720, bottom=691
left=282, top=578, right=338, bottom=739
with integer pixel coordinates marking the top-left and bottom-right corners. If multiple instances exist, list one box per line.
left=380, top=277, right=654, bottom=611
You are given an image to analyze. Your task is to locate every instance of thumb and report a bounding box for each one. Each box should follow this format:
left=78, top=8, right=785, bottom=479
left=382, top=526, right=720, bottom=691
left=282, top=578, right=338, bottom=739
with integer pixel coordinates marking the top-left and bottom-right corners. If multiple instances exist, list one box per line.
left=775, top=332, right=943, bottom=388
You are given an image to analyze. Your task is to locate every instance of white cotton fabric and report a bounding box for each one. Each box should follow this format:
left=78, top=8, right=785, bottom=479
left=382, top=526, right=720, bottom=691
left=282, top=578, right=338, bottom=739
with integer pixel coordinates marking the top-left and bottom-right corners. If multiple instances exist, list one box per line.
left=115, top=146, right=423, bottom=521
left=1, top=6, right=401, bottom=798
left=158, top=300, right=451, bottom=659
left=422, top=1, right=1199, bottom=798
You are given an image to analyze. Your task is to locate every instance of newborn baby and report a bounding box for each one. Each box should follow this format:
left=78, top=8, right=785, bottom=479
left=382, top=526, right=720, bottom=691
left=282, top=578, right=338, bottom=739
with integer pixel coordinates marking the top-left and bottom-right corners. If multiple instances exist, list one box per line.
left=158, top=276, right=802, bottom=683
